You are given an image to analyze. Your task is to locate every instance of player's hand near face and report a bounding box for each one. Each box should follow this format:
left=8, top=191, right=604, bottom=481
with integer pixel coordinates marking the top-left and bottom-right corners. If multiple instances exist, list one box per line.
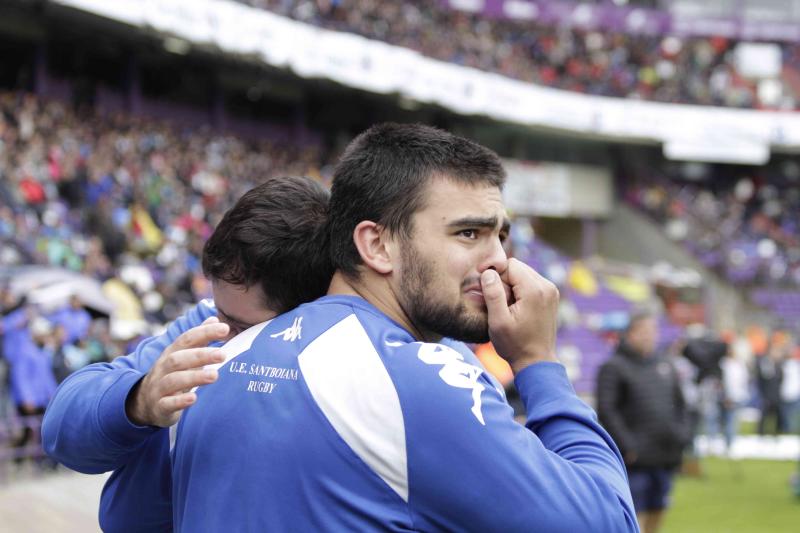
left=481, top=258, right=559, bottom=374
left=126, top=317, right=229, bottom=427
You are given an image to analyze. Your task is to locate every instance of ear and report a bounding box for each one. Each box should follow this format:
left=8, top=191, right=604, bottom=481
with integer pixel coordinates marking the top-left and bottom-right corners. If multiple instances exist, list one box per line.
left=353, top=221, right=395, bottom=275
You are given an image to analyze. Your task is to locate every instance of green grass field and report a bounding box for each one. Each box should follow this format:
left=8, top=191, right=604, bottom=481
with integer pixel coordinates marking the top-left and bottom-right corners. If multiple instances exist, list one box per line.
left=663, top=458, right=799, bottom=533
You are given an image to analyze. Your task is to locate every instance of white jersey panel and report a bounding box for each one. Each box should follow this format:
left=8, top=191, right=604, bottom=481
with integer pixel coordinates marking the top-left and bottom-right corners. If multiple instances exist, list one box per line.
left=170, top=320, right=270, bottom=451
left=205, top=320, right=271, bottom=372
left=298, top=314, right=409, bottom=502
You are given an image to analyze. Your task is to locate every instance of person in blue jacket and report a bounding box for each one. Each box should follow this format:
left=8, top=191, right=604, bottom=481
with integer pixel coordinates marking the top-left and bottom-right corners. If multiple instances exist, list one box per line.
left=10, top=315, right=57, bottom=459
left=172, top=123, right=638, bottom=532
left=48, top=294, right=92, bottom=345
left=42, top=176, right=333, bottom=532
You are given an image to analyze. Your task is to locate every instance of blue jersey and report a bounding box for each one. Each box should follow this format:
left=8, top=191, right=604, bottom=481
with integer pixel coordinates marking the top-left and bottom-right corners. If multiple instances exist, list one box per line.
left=173, top=295, right=636, bottom=532
left=42, top=300, right=217, bottom=532
left=42, top=297, right=489, bottom=532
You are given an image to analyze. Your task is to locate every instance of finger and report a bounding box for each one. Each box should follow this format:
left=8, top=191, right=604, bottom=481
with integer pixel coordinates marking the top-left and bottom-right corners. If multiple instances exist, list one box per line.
left=202, top=316, right=220, bottom=324
left=481, top=269, right=511, bottom=325
left=502, top=258, right=533, bottom=292
left=501, top=279, right=513, bottom=305
left=161, top=347, right=225, bottom=374
left=505, top=258, right=554, bottom=302
left=157, top=391, right=198, bottom=418
left=158, top=368, right=219, bottom=397
left=166, top=321, right=230, bottom=355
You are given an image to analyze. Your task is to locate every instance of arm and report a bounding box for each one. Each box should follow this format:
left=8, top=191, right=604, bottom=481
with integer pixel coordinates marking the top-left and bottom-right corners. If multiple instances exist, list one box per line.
left=596, top=361, right=638, bottom=458
left=42, top=301, right=217, bottom=473
left=669, top=363, right=692, bottom=446
left=400, top=354, right=637, bottom=532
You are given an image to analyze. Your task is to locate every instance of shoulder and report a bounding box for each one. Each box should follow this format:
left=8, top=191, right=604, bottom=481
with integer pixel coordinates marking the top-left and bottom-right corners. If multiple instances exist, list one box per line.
left=383, top=341, right=503, bottom=428
left=600, top=353, right=625, bottom=371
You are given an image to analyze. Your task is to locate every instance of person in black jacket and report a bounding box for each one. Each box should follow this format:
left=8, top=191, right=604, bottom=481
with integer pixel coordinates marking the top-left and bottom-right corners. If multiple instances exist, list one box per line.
left=597, top=311, right=690, bottom=533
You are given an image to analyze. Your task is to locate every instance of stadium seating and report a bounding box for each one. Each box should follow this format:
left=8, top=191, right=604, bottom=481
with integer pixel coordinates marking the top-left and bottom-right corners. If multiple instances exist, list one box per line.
left=243, top=0, right=800, bottom=109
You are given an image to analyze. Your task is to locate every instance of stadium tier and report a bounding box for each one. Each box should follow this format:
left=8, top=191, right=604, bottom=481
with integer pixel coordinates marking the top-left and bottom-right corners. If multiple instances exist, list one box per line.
left=244, top=0, right=800, bottom=110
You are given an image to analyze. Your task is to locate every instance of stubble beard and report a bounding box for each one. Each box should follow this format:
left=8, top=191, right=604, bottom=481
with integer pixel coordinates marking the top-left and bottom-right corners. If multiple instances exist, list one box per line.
left=399, top=243, right=489, bottom=343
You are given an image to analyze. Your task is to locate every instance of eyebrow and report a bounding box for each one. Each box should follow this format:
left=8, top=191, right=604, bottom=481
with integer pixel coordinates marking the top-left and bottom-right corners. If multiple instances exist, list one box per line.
left=448, top=216, right=511, bottom=234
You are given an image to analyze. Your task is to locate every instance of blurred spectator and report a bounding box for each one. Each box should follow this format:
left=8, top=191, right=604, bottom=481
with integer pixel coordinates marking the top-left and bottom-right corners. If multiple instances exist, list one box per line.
left=697, top=373, right=723, bottom=449
left=669, top=341, right=702, bottom=475
left=781, top=348, right=800, bottom=434
left=596, top=311, right=690, bottom=533
left=9, top=315, right=57, bottom=461
left=680, top=331, right=730, bottom=452
left=720, top=344, right=751, bottom=451
left=47, top=294, right=91, bottom=345
left=756, top=338, right=787, bottom=436
left=0, top=288, right=23, bottom=420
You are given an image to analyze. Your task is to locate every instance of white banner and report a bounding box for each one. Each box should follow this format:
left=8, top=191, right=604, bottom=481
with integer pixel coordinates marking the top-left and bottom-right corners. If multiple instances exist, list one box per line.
left=502, top=160, right=611, bottom=218
left=53, top=0, right=800, bottom=163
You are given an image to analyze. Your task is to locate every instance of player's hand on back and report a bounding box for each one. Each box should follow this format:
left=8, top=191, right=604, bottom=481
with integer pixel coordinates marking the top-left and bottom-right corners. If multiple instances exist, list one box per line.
left=126, top=317, right=228, bottom=427
left=481, top=257, right=559, bottom=374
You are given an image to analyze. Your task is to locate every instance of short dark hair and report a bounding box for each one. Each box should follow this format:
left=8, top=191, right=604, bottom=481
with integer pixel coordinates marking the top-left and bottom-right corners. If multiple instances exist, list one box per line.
left=329, top=123, right=506, bottom=277
left=202, top=176, right=332, bottom=313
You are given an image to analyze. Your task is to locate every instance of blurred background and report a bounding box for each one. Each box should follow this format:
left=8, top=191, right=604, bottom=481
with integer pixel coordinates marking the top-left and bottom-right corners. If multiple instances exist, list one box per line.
left=0, top=0, right=799, bottom=531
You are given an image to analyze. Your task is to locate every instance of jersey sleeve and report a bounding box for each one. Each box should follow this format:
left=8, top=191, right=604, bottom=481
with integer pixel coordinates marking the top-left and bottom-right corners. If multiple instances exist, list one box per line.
left=41, top=301, right=215, bottom=473
left=392, top=343, right=637, bottom=532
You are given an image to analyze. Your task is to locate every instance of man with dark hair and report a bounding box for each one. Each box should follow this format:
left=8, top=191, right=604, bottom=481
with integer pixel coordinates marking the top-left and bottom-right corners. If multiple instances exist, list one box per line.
left=201, top=176, right=331, bottom=321
left=173, top=123, right=637, bottom=532
left=597, top=311, right=689, bottom=533
left=43, top=176, right=333, bottom=532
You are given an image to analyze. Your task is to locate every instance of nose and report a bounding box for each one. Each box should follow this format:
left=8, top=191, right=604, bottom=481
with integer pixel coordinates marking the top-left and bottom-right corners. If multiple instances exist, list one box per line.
left=479, top=236, right=508, bottom=276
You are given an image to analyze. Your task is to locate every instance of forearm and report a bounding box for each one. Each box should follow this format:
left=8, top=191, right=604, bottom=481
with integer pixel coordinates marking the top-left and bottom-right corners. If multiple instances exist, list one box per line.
left=43, top=301, right=216, bottom=472
left=407, top=360, right=637, bottom=532
left=514, top=363, right=636, bottom=529
left=42, top=364, right=158, bottom=473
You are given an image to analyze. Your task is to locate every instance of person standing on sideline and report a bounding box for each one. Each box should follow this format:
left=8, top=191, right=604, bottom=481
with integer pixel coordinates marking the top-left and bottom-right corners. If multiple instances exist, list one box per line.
left=756, top=339, right=786, bottom=436
left=720, top=342, right=751, bottom=452
left=172, top=123, right=637, bottom=532
left=780, top=342, right=800, bottom=435
left=597, top=311, right=689, bottom=533
left=10, top=315, right=58, bottom=460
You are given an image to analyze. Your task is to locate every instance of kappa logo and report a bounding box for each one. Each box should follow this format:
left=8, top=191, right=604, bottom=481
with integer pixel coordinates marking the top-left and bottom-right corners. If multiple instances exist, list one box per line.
left=417, top=343, right=486, bottom=425
left=270, top=317, right=303, bottom=342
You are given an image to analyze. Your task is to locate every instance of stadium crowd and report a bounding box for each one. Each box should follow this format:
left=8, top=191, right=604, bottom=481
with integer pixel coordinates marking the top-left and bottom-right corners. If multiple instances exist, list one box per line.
left=243, top=0, right=800, bottom=109
left=626, top=169, right=800, bottom=287
left=0, top=90, right=331, bottom=463
left=0, top=90, right=329, bottom=316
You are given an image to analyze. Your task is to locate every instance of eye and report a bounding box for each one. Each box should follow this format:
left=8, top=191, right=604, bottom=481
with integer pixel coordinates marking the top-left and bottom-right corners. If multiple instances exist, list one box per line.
left=458, top=229, right=478, bottom=239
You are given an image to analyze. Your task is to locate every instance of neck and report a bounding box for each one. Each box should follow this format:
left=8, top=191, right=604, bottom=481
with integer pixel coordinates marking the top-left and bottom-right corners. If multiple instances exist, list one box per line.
left=328, top=270, right=439, bottom=342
